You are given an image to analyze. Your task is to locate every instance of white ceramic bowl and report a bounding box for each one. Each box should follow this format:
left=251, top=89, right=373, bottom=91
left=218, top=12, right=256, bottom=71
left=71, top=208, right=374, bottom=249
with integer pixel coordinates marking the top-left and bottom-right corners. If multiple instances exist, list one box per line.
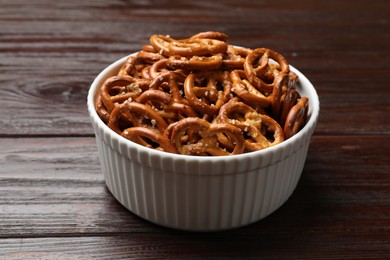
left=87, top=54, right=320, bottom=231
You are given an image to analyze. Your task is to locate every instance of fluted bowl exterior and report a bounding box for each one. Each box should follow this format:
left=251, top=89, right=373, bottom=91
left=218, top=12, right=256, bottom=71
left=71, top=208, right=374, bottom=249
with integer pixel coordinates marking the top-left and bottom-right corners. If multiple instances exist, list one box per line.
left=87, top=54, right=320, bottom=231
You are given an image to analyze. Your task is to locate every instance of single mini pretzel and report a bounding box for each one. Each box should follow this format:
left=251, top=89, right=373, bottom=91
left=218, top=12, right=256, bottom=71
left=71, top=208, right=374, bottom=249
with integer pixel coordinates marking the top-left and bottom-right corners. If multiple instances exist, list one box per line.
left=95, top=95, right=110, bottom=123
left=270, top=73, right=289, bottom=119
left=117, top=56, right=151, bottom=82
left=149, top=59, right=171, bottom=79
left=170, top=117, right=245, bottom=156
left=190, top=31, right=228, bottom=42
left=140, top=65, right=152, bottom=80
left=167, top=54, right=223, bottom=71
left=184, top=71, right=232, bottom=116
left=244, top=48, right=290, bottom=94
left=149, top=34, right=228, bottom=57
left=149, top=34, right=174, bottom=56
left=230, top=70, right=271, bottom=108
left=100, top=75, right=146, bottom=113
left=216, top=100, right=284, bottom=151
left=149, top=71, right=189, bottom=106
left=118, top=56, right=137, bottom=76
left=222, top=45, right=251, bottom=69
left=137, top=89, right=198, bottom=124
left=121, top=127, right=178, bottom=153
left=108, top=101, right=168, bottom=134
left=169, top=38, right=228, bottom=57
left=137, top=50, right=165, bottom=64
left=284, top=97, right=309, bottom=139
left=279, top=87, right=301, bottom=127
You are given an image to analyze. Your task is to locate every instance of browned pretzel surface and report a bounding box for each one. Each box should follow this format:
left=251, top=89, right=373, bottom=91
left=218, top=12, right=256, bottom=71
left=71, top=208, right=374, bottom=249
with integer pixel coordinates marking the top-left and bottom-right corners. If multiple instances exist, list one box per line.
left=95, top=32, right=310, bottom=155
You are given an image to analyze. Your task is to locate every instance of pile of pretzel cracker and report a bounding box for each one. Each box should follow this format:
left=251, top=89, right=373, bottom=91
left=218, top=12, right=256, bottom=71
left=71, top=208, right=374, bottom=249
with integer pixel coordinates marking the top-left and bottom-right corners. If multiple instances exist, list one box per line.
left=95, top=32, right=309, bottom=156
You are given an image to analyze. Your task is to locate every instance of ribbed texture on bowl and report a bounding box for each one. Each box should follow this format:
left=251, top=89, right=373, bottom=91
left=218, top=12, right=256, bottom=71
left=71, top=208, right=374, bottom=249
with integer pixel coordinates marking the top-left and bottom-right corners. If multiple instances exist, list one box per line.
left=87, top=54, right=319, bottom=231
left=94, top=126, right=310, bottom=231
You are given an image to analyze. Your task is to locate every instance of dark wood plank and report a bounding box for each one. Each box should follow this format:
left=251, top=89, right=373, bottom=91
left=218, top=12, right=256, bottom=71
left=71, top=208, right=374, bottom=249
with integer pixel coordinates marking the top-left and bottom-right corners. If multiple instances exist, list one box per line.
left=1, top=233, right=389, bottom=260
left=1, top=136, right=389, bottom=258
left=0, top=0, right=389, bottom=136
left=1, top=0, right=390, bottom=259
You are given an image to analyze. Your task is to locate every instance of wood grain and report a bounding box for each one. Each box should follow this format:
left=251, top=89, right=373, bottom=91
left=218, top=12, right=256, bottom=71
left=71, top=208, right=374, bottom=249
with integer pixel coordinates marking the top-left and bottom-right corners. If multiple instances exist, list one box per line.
left=0, top=0, right=389, bottom=136
left=1, top=136, right=389, bottom=258
left=1, top=0, right=389, bottom=259
left=1, top=234, right=389, bottom=260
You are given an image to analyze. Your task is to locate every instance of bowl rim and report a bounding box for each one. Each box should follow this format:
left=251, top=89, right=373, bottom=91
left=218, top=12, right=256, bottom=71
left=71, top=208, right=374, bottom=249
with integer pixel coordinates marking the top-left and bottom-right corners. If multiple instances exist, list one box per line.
left=87, top=53, right=320, bottom=162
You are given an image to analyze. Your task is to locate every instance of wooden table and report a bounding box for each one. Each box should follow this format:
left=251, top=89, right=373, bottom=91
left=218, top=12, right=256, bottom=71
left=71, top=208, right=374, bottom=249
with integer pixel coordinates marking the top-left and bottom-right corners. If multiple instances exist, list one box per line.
left=1, top=0, right=389, bottom=259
